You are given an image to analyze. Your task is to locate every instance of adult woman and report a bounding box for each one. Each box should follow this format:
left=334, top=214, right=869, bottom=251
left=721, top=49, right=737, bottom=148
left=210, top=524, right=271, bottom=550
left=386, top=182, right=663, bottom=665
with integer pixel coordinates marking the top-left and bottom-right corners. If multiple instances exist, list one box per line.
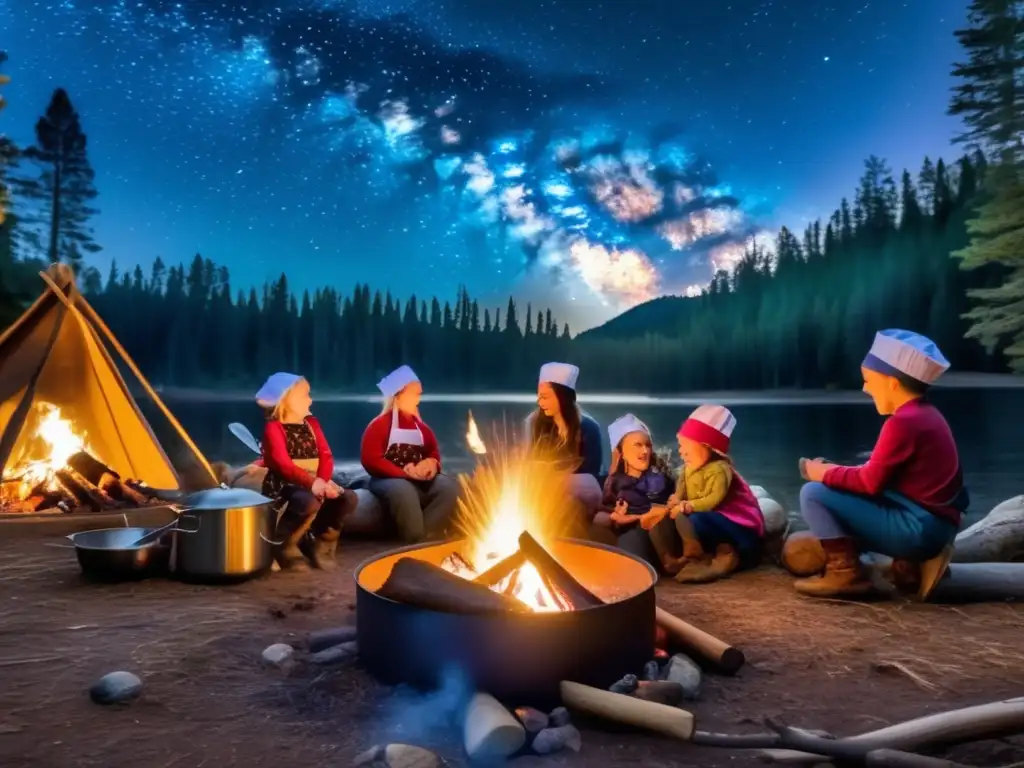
left=360, top=365, right=459, bottom=543
left=525, top=362, right=604, bottom=522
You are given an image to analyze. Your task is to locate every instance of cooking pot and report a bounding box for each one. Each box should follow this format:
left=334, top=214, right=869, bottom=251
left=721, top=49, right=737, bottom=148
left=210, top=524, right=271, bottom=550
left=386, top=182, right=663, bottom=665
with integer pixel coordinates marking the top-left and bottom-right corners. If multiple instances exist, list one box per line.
left=170, top=486, right=279, bottom=583
left=60, top=526, right=174, bottom=582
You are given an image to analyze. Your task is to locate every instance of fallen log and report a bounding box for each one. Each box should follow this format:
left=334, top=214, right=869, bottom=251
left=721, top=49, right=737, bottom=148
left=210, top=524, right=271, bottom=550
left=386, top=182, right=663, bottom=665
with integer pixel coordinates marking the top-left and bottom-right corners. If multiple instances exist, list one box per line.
left=518, top=531, right=602, bottom=608
left=463, top=691, right=526, bottom=761
left=559, top=680, right=695, bottom=741
left=655, top=606, right=745, bottom=675
left=930, top=562, right=1024, bottom=603
left=473, top=549, right=526, bottom=587
left=952, top=495, right=1024, bottom=564
left=376, top=557, right=528, bottom=615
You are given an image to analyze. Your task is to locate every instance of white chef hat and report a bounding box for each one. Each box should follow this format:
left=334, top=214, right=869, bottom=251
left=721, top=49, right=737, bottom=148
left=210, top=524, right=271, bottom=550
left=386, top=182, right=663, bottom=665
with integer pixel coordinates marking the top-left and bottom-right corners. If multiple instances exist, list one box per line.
left=538, top=361, right=579, bottom=391
left=255, top=372, right=303, bottom=408
left=377, top=365, right=420, bottom=398
left=608, top=413, right=651, bottom=450
left=862, top=329, right=950, bottom=385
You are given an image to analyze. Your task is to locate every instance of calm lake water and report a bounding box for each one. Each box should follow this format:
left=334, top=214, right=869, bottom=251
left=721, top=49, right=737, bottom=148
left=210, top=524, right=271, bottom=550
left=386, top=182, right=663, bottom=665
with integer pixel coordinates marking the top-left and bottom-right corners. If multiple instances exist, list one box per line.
left=149, top=389, right=1024, bottom=525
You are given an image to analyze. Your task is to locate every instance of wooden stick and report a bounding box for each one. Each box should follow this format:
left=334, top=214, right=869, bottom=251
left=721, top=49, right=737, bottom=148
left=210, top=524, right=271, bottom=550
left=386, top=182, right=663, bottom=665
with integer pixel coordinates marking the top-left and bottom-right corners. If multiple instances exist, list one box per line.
left=377, top=557, right=529, bottom=615
left=473, top=549, right=526, bottom=587
left=463, top=692, right=526, bottom=761
left=560, top=680, right=695, bottom=741
left=519, top=531, right=602, bottom=608
left=655, top=606, right=745, bottom=675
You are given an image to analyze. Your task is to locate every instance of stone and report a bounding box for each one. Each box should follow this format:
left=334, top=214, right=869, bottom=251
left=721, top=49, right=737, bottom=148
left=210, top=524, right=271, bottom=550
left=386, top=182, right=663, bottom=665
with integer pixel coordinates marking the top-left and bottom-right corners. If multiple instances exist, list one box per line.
left=514, top=706, right=549, bottom=734
left=89, top=671, right=142, bottom=705
left=352, top=744, right=441, bottom=768
left=954, top=495, right=1024, bottom=563
left=532, top=724, right=582, bottom=755
left=548, top=706, right=571, bottom=727
left=261, top=643, right=295, bottom=667
left=608, top=674, right=639, bottom=694
left=663, top=653, right=701, bottom=700
left=642, top=660, right=661, bottom=681
left=749, top=484, right=772, bottom=500
left=632, top=680, right=684, bottom=707
left=781, top=531, right=827, bottom=577
left=310, top=640, right=358, bottom=665
left=758, top=497, right=788, bottom=538
left=308, top=625, right=358, bottom=652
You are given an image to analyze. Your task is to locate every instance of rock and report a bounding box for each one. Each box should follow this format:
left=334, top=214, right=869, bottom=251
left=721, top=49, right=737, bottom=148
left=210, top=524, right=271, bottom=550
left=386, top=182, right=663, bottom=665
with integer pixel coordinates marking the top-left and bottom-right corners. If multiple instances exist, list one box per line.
left=781, top=530, right=827, bottom=576
left=514, top=706, right=549, bottom=733
left=954, top=495, right=1024, bottom=563
left=749, top=484, right=772, bottom=500
left=663, top=653, right=701, bottom=700
left=308, top=625, right=358, bottom=652
left=642, top=660, right=661, bottom=681
left=310, top=640, right=358, bottom=665
left=89, top=671, right=142, bottom=705
left=633, top=680, right=684, bottom=707
left=353, top=743, right=441, bottom=768
left=758, top=497, right=788, bottom=538
left=532, top=724, right=582, bottom=754
left=261, top=643, right=295, bottom=667
left=608, top=674, right=639, bottom=694
left=548, top=706, right=571, bottom=727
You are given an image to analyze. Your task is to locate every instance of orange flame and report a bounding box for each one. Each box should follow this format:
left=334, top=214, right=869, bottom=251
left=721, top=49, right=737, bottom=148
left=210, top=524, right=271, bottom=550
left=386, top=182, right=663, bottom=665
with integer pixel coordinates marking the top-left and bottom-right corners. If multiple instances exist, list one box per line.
left=1, top=403, right=90, bottom=500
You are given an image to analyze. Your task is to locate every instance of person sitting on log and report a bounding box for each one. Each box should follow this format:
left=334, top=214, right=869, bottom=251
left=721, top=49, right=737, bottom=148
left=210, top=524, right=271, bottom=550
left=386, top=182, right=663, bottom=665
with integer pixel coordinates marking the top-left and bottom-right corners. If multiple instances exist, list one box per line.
left=360, top=365, right=459, bottom=543
left=524, top=362, right=604, bottom=527
left=591, top=413, right=673, bottom=568
left=257, top=373, right=358, bottom=572
left=644, top=405, right=765, bottom=583
left=796, top=329, right=967, bottom=600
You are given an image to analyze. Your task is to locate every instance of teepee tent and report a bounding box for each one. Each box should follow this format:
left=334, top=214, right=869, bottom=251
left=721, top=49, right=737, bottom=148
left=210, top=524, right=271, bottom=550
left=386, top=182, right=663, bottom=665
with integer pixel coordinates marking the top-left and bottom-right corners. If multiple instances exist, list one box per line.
left=0, top=263, right=216, bottom=490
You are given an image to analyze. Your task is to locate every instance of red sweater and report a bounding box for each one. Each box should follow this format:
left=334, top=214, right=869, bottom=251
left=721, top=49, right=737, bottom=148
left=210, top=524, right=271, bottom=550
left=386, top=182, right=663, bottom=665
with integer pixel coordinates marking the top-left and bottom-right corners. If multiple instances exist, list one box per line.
left=823, top=399, right=963, bottom=526
left=360, top=410, right=442, bottom=479
left=261, top=417, right=334, bottom=490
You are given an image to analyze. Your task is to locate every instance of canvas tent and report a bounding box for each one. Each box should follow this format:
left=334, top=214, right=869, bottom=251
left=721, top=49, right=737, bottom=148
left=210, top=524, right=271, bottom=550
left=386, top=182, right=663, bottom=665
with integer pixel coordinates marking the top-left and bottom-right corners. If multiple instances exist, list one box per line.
left=0, top=263, right=216, bottom=489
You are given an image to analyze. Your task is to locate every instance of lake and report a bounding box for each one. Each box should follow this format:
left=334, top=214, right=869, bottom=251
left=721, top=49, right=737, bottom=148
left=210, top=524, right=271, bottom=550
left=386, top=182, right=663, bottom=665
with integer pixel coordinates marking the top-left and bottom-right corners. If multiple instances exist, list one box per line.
left=151, top=389, right=1024, bottom=525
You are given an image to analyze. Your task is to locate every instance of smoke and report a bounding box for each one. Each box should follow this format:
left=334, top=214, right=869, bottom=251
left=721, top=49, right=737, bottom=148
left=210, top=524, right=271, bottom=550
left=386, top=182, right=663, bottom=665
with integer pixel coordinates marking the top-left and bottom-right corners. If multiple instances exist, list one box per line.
left=368, top=664, right=474, bottom=746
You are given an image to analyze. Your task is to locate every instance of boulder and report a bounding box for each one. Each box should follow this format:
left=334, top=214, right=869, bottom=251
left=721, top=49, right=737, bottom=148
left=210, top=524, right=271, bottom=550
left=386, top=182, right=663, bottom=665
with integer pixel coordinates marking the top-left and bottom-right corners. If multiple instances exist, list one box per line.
left=749, top=485, right=772, bottom=500
left=953, top=495, right=1024, bottom=563
left=758, top=496, right=788, bottom=538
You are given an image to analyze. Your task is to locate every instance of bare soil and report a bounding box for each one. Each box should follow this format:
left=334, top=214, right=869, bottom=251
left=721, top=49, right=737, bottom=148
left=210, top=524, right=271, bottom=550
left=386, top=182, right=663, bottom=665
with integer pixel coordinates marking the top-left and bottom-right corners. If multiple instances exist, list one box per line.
left=1, top=530, right=1023, bottom=768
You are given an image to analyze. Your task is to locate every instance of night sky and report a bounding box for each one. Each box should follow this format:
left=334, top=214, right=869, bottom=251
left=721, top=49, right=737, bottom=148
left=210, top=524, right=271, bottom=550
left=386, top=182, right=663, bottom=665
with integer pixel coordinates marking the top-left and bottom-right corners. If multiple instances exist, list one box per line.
left=1, top=0, right=966, bottom=331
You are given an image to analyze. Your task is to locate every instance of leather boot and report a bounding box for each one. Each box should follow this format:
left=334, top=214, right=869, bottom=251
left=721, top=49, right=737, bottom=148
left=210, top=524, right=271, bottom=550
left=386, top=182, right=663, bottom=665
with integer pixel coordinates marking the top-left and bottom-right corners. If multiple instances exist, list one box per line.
left=793, top=537, right=872, bottom=598
left=890, top=544, right=954, bottom=601
left=308, top=526, right=341, bottom=570
left=675, top=544, right=740, bottom=584
left=663, top=535, right=704, bottom=576
left=274, top=512, right=314, bottom=572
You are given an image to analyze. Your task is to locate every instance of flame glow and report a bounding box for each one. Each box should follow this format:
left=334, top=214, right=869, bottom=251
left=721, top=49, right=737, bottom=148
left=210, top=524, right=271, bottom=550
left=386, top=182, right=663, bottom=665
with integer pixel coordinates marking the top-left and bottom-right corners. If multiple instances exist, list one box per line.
left=466, top=411, right=487, bottom=455
left=1, top=403, right=90, bottom=500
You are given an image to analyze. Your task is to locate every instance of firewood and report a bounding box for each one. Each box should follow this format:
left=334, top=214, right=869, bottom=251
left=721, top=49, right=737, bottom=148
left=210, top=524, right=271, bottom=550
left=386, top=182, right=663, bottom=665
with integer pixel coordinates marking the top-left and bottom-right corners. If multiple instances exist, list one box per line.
left=473, top=549, right=526, bottom=587
left=518, top=531, right=602, bottom=608
left=101, top=477, right=150, bottom=507
left=655, top=606, right=745, bottom=675
left=67, top=451, right=119, bottom=487
left=559, top=680, right=695, bottom=740
left=463, top=692, right=527, bottom=761
left=377, top=557, right=529, bottom=615
left=55, top=469, right=105, bottom=511
left=439, top=552, right=476, bottom=575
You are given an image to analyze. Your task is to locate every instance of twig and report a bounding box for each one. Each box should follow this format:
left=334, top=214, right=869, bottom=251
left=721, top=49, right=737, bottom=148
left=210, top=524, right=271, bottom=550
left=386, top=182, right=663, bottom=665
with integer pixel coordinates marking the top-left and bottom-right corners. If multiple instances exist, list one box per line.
left=0, top=655, right=63, bottom=668
left=873, top=660, right=940, bottom=693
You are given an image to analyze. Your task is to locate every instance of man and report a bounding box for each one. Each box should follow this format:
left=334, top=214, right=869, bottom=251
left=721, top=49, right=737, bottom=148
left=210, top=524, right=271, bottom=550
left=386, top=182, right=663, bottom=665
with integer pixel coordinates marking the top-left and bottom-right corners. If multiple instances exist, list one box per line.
left=796, top=329, right=967, bottom=600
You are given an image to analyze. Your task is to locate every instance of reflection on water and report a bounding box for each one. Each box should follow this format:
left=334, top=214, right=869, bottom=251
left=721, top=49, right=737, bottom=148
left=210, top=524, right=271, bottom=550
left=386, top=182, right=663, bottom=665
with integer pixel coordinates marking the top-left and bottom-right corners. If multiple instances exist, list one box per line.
left=143, top=389, right=1023, bottom=526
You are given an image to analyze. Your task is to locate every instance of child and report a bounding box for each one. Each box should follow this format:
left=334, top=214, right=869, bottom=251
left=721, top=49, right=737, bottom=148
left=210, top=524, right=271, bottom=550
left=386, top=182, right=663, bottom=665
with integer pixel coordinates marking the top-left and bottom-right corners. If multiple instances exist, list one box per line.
left=257, top=372, right=358, bottom=571
left=646, top=404, right=765, bottom=583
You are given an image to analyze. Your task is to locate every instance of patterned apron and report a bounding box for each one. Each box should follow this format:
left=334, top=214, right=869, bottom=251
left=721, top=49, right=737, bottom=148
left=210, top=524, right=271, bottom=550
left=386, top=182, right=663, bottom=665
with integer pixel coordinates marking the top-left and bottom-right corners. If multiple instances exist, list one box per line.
left=262, top=421, right=322, bottom=498
left=383, top=407, right=426, bottom=470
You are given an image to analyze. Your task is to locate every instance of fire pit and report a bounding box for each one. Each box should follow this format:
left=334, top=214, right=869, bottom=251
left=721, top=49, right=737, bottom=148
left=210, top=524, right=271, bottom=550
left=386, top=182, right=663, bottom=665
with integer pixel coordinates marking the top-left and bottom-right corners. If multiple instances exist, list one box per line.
left=355, top=536, right=657, bottom=706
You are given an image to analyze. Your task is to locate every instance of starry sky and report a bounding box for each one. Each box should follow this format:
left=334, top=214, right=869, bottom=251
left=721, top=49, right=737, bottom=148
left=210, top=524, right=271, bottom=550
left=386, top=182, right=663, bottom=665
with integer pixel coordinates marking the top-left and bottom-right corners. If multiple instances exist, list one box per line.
left=1, top=0, right=967, bottom=331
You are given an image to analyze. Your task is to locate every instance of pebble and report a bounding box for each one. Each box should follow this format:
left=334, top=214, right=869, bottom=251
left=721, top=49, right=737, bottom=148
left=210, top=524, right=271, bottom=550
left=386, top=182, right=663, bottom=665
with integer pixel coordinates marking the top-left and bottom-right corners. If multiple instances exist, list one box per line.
left=310, top=640, right=358, bottom=665
left=548, top=706, right=571, bottom=727
left=663, top=653, right=702, bottom=700
left=89, top=671, right=142, bottom=705
left=514, top=706, right=549, bottom=733
left=352, top=743, right=441, bottom=768
left=632, top=680, right=684, bottom=707
left=261, top=643, right=295, bottom=667
left=308, top=624, right=358, bottom=652
left=642, top=660, right=661, bottom=681
left=532, top=724, right=582, bottom=755
left=608, top=674, right=639, bottom=694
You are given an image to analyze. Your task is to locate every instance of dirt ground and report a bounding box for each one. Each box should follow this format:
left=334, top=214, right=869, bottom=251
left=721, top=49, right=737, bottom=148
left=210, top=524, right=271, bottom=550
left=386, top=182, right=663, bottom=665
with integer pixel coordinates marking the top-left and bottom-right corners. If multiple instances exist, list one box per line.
left=2, top=528, right=1023, bottom=768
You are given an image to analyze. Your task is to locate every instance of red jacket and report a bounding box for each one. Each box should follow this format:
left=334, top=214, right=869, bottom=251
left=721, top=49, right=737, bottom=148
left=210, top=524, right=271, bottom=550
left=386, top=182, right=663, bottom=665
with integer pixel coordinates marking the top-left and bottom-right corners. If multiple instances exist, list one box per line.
left=360, top=410, right=442, bottom=479
left=261, top=417, right=333, bottom=490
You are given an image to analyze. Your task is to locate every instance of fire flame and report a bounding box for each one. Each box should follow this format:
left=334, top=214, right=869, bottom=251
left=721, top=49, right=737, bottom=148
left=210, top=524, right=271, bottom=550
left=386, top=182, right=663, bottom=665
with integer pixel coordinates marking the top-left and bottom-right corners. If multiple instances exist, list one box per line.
left=451, top=413, right=577, bottom=612
left=1, top=403, right=90, bottom=500
left=466, top=411, right=487, bottom=455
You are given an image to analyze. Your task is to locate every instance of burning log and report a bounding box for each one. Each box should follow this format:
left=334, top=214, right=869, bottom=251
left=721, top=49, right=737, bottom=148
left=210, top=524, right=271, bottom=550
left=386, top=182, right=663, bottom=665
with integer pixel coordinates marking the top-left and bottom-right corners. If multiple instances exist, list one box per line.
left=559, top=680, right=695, bottom=741
left=377, top=557, right=529, bottom=615
left=67, top=450, right=117, bottom=487
left=473, top=549, right=526, bottom=587
left=101, top=477, right=151, bottom=506
left=463, top=692, right=527, bottom=761
left=55, top=469, right=107, bottom=512
left=655, top=606, right=746, bottom=676
left=518, top=531, right=602, bottom=609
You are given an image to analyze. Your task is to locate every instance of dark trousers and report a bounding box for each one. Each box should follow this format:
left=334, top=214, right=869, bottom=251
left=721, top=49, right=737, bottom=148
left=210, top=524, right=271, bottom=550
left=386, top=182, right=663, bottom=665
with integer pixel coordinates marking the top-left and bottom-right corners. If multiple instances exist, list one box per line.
left=368, top=474, right=460, bottom=543
left=277, top=487, right=357, bottom=542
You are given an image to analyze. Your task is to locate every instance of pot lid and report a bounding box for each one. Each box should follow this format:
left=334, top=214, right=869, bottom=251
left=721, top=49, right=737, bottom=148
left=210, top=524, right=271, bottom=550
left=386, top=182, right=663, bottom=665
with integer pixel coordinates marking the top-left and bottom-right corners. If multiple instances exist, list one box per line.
left=182, top=486, right=273, bottom=510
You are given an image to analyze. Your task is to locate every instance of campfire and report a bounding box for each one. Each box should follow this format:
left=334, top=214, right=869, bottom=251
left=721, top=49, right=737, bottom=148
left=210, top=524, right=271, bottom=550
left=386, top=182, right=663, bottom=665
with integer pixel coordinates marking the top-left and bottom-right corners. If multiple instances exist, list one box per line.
left=0, top=402, right=163, bottom=514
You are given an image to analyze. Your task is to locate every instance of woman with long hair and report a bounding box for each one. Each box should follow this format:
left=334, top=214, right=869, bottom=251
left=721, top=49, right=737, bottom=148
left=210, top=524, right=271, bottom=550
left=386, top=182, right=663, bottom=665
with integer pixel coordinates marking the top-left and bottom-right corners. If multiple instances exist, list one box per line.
left=359, top=365, right=459, bottom=543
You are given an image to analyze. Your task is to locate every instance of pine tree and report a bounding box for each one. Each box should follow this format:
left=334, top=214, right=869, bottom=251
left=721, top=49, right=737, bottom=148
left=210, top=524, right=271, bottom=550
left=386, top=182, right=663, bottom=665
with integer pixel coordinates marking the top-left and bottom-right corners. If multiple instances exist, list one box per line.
left=14, top=88, right=101, bottom=270
left=0, top=50, right=11, bottom=228
left=948, top=0, right=1024, bottom=370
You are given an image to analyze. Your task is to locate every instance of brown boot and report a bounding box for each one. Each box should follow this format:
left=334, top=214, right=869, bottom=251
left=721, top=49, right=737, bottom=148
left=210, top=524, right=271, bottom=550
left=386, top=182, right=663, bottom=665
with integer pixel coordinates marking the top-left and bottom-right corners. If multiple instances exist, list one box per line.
left=308, top=527, right=341, bottom=570
left=793, top=537, right=872, bottom=598
left=663, top=537, right=704, bottom=576
left=892, top=545, right=954, bottom=601
left=274, top=512, right=314, bottom=572
left=675, top=544, right=740, bottom=584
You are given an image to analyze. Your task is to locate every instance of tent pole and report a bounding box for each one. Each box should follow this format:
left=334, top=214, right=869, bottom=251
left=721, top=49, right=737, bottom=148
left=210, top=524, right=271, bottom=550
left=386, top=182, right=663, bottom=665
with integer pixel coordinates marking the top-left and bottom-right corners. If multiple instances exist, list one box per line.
left=36, top=271, right=219, bottom=485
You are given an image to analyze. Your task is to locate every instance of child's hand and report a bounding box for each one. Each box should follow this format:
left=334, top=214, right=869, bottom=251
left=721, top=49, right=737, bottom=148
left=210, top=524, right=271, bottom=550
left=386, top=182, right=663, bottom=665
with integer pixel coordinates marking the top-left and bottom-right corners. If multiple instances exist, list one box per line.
left=670, top=501, right=692, bottom=519
left=324, top=481, right=342, bottom=499
left=609, top=500, right=635, bottom=526
left=640, top=505, right=668, bottom=530
left=311, top=477, right=329, bottom=499
left=403, top=463, right=424, bottom=480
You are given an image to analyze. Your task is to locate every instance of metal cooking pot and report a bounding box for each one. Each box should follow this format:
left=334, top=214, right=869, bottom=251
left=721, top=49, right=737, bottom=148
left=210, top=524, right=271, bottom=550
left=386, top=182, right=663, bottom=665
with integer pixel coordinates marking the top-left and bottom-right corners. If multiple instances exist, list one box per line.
left=60, top=527, right=173, bottom=582
left=171, top=486, right=279, bottom=582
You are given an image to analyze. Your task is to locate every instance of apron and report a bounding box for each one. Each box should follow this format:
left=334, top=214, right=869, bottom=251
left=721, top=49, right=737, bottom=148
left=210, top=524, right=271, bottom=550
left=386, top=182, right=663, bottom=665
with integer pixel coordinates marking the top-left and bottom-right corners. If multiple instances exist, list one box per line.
left=262, top=421, right=322, bottom=498
left=383, top=407, right=427, bottom=469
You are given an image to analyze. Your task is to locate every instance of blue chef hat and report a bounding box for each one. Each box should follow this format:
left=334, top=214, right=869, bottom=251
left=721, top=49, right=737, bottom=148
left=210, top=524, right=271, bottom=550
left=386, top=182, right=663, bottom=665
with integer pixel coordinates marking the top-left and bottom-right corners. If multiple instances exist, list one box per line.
left=862, top=329, right=950, bottom=385
left=255, top=372, right=302, bottom=408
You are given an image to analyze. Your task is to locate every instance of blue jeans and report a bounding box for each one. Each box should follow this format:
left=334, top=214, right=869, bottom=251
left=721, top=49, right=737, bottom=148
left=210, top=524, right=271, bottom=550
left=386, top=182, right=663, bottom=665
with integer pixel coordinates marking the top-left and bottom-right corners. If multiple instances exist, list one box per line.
left=645, top=512, right=763, bottom=572
left=799, top=482, right=957, bottom=560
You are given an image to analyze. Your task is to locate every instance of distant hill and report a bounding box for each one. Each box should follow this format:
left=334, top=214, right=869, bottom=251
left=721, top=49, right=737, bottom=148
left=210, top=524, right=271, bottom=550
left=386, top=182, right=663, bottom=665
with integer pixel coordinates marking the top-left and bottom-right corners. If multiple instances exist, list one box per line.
left=577, top=295, right=693, bottom=341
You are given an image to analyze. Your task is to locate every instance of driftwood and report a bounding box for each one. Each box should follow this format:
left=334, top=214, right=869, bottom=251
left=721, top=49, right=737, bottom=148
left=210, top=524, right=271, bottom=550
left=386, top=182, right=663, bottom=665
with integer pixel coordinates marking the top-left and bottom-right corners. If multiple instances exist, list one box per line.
left=518, top=531, right=602, bottom=608
left=953, top=495, right=1024, bottom=564
left=559, top=680, right=695, bottom=741
left=655, top=606, right=746, bottom=675
left=376, top=557, right=528, bottom=615
left=462, top=692, right=526, bottom=761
